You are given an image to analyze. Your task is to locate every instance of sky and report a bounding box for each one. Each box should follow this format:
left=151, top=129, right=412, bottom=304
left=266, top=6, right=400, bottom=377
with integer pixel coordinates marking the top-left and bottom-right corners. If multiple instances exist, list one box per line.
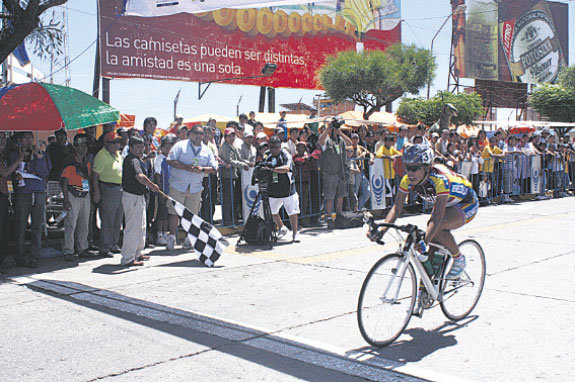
left=21, top=0, right=575, bottom=130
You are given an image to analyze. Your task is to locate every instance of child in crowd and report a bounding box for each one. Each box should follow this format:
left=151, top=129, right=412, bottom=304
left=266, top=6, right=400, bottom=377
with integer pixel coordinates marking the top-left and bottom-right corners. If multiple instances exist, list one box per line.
left=153, top=134, right=176, bottom=245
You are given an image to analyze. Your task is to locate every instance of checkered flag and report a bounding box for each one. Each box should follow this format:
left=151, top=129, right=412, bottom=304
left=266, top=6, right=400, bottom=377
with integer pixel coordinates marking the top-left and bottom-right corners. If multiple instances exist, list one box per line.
left=171, top=199, right=228, bottom=267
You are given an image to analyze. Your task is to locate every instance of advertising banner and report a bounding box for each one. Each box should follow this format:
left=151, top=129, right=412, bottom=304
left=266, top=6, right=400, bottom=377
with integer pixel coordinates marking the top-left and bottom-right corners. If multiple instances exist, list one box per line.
left=451, top=0, right=568, bottom=84
left=241, top=168, right=263, bottom=223
left=98, top=0, right=401, bottom=89
left=531, top=155, right=542, bottom=194
left=369, top=158, right=392, bottom=210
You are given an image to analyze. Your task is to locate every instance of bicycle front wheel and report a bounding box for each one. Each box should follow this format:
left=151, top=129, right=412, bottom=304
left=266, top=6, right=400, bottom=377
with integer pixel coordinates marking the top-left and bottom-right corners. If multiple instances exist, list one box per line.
left=440, top=239, right=486, bottom=321
left=357, top=254, right=417, bottom=347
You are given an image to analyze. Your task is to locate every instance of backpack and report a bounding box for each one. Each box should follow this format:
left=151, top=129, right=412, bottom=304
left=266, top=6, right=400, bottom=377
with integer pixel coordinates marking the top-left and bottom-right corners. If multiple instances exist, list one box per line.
left=242, top=214, right=275, bottom=245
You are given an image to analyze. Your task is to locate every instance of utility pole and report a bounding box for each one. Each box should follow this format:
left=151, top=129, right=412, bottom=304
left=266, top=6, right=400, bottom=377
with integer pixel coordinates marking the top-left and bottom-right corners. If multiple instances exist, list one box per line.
left=173, top=89, right=181, bottom=120
left=236, top=95, right=243, bottom=117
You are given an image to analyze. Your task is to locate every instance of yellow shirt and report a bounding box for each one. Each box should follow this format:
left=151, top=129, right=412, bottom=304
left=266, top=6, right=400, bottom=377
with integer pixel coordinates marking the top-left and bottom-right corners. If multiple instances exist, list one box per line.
left=93, top=148, right=123, bottom=184
left=376, top=145, right=401, bottom=179
left=481, top=145, right=502, bottom=173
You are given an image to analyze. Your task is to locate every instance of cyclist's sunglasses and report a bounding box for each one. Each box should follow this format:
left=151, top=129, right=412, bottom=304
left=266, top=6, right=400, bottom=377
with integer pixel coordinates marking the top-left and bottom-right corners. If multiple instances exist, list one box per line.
left=405, top=164, right=424, bottom=172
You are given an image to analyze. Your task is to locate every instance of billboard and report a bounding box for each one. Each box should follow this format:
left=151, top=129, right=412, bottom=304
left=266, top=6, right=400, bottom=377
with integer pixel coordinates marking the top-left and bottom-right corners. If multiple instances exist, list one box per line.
left=98, top=0, right=401, bottom=89
left=452, top=0, right=569, bottom=84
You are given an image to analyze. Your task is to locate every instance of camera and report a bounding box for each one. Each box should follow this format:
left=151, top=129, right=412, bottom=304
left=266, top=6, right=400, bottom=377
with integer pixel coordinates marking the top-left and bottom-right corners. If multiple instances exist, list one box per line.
left=330, top=118, right=345, bottom=130
left=251, top=160, right=274, bottom=188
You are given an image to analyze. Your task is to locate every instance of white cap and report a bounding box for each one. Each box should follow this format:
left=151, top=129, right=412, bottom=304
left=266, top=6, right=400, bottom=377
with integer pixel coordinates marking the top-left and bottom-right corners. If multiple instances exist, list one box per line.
left=244, top=126, right=254, bottom=137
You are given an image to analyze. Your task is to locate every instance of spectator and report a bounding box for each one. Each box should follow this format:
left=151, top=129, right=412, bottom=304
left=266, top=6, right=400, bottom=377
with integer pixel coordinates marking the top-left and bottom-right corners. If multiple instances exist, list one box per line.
left=207, top=118, right=222, bottom=147
left=293, top=141, right=315, bottom=225
left=240, top=128, right=257, bottom=165
left=219, top=127, right=248, bottom=227
left=153, top=134, right=176, bottom=246
left=92, top=131, right=124, bottom=257
left=47, top=135, right=56, bottom=145
left=60, top=134, right=94, bottom=262
left=119, top=127, right=131, bottom=157
left=277, top=111, right=288, bottom=138
left=319, top=120, right=352, bottom=229
left=374, top=128, right=389, bottom=153
left=177, top=125, right=189, bottom=141
left=285, top=127, right=299, bottom=156
left=481, top=136, right=503, bottom=200
left=10, top=131, right=52, bottom=268
left=365, top=131, right=376, bottom=153
left=121, top=136, right=160, bottom=266
left=466, top=142, right=484, bottom=196
left=201, top=126, right=219, bottom=223
left=247, top=111, right=257, bottom=127
left=346, top=146, right=360, bottom=211
left=477, top=129, right=488, bottom=151
left=350, top=133, right=372, bottom=210
left=256, top=141, right=269, bottom=162
left=263, top=136, right=300, bottom=242
left=166, top=125, right=217, bottom=250
left=396, top=126, right=408, bottom=151
left=274, top=127, right=286, bottom=142
left=0, top=132, right=25, bottom=265
left=435, top=129, right=449, bottom=159
left=238, top=113, right=249, bottom=132
left=307, top=108, right=319, bottom=135
left=84, top=126, right=100, bottom=157
left=253, top=122, right=265, bottom=138
left=142, top=136, right=157, bottom=248
left=96, top=123, right=116, bottom=153
left=376, top=134, right=402, bottom=204
left=256, top=132, right=268, bottom=147
left=141, top=117, right=159, bottom=149
left=172, top=115, right=184, bottom=133
left=47, top=128, right=72, bottom=181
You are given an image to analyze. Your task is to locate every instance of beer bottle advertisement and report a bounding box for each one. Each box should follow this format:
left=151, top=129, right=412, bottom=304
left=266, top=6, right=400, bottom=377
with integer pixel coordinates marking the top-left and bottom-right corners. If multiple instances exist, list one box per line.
left=498, top=0, right=565, bottom=84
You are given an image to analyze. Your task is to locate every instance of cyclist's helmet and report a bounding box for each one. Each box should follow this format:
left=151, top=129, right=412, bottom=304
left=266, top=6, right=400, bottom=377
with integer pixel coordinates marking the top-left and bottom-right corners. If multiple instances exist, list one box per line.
left=403, top=144, right=434, bottom=165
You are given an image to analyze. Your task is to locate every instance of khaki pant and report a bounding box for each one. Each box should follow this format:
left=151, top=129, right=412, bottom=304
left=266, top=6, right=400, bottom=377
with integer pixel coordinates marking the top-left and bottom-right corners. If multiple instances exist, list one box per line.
left=166, top=187, right=201, bottom=215
left=63, top=194, right=90, bottom=255
left=121, top=192, right=146, bottom=265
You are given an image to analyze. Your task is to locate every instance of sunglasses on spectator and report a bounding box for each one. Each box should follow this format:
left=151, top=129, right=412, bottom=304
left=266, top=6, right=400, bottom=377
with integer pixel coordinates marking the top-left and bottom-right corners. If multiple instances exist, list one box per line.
left=237, top=127, right=244, bottom=131
left=406, top=164, right=424, bottom=172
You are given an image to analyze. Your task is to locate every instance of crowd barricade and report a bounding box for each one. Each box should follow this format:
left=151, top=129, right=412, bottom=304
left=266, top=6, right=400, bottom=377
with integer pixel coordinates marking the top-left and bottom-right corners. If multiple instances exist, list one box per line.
left=197, top=153, right=573, bottom=229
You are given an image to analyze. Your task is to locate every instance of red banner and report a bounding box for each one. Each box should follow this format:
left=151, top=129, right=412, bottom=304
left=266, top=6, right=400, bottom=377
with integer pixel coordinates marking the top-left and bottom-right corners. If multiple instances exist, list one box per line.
left=98, top=1, right=401, bottom=89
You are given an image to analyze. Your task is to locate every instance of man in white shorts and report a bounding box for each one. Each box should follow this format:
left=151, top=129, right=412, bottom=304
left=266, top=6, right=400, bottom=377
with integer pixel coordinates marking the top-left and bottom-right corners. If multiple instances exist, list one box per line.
left=262, top=136, right=300, bottom=242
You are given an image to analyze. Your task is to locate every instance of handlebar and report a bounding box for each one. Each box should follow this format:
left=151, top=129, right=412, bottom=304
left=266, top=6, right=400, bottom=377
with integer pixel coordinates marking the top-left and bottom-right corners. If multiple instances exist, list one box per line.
left=364, top=214, right=425, bottom=246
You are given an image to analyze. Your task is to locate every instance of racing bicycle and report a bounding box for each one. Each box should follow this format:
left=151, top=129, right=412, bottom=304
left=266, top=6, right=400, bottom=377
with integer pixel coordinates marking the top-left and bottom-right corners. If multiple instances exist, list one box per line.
left=357, top=215, right=486, bottom=347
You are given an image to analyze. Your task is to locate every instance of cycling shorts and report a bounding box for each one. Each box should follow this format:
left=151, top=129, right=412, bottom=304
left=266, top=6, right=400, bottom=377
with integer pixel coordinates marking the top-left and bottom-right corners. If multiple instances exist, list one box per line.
left=457, top=189, right=479, bottom=224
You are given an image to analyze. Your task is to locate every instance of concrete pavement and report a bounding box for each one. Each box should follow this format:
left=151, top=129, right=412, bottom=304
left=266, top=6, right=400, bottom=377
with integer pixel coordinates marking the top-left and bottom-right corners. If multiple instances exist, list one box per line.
left=1, top=197, right=574, bottom=381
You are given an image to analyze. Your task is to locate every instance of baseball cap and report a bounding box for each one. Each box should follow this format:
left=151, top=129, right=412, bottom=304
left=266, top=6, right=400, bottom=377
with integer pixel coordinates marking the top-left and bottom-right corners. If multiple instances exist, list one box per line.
left=224, top=127, right=236, bottom=136
left=351, top=133, right=359, bottom=139
left=104, top=131, right=121, bottom=142
left=256, top=132, right=268, bottom=140
left=244, top=127, right=254, bottom=137
left=296, top=141, right=307, bottom=147
left=73, top=134, right=88, bottom=146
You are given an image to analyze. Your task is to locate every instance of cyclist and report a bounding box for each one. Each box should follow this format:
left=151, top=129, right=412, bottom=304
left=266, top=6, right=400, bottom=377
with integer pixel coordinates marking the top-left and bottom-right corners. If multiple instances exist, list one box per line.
left=368, top=144, right=479, bottom=277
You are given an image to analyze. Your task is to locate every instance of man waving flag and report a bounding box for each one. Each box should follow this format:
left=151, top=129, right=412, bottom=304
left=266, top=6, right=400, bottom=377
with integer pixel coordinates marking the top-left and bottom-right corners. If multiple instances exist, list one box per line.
left=172, top=199, right=228, bottom=267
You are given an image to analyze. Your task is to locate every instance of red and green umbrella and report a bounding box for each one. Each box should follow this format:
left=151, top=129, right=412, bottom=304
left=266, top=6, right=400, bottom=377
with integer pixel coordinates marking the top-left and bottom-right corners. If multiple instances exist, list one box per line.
left=0, top=83, right=120, bottom=131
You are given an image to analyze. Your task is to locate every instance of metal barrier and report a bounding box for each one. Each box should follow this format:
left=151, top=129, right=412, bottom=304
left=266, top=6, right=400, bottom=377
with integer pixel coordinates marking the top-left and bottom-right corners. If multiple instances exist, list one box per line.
left=193, top=152, right=573, bottom=229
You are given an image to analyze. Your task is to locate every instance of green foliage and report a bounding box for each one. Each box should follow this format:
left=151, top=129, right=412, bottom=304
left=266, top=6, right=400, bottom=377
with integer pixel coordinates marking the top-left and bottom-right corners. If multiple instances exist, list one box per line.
left=530, top=83, right=575, bottom=123
left=396, top=91, right=483, bottom=126
left=26, top=16, right=64, bottom=61
left=558, top=66, right=575, bottom=91
left=318, top=44, right=435, bottom=119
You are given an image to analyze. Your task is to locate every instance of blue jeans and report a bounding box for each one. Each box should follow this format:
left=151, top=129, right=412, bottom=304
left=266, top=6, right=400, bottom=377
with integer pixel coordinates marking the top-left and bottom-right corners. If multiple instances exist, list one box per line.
left=354, top=173, right=370, bottom=210
left=14, top=192, right=46, bottom=259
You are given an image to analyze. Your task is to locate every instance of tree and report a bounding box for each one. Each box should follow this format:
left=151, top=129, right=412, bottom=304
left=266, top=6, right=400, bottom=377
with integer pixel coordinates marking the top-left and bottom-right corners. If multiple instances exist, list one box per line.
left=318, top=44, right=435, bottom=119
left=530, top=66, right=575, bottom=135
left=396, top=91, right=483, bottom=126
left=0, top=0, right=68, bottom=65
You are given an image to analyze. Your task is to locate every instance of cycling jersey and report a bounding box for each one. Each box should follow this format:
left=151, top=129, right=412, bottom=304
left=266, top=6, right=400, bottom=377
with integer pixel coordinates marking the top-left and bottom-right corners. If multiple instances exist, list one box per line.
left=399, top=164, right=474, bottom=207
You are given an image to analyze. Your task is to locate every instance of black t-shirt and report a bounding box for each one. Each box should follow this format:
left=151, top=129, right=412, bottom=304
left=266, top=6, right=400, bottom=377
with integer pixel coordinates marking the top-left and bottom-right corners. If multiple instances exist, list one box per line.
left=122, top=153, right=147, bottom=195
left=47, top=143, right=73, bottom=181
left=264, top=148, right=296, bottom=198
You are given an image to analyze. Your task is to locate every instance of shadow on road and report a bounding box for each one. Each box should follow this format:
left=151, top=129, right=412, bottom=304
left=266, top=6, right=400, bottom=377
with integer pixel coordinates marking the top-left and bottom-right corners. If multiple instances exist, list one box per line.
left=15, top=278, right=415, bottom=382
left=348, top=316, right=478, bottom=365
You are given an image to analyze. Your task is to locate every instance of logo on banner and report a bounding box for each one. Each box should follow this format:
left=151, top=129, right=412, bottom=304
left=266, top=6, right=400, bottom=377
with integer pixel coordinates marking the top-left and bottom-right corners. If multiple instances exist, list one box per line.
left=371, top=174, right=384, bottom=205
left=243, top=186, right=261, bottom=213
left=532, top=168, right=539, bottom=189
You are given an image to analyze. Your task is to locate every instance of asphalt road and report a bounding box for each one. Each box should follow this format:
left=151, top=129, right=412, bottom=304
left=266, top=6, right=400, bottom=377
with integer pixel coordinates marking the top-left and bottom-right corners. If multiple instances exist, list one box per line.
left=1, top=197, right=574, bottom=381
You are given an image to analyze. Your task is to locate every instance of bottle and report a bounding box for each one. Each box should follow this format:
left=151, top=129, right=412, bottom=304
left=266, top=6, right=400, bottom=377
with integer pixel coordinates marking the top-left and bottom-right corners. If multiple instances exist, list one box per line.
left=416, top=241, right=435, bottom=276
left=54, top=211, right=68, bottom=224
left=464, top=0, right=498, bottom=80
left=431, top=251, right=444, bottom=276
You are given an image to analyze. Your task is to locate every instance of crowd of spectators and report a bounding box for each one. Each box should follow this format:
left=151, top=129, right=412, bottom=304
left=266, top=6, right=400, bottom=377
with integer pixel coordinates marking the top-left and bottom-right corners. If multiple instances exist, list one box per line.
left=0, top=109, right=574, bottom=270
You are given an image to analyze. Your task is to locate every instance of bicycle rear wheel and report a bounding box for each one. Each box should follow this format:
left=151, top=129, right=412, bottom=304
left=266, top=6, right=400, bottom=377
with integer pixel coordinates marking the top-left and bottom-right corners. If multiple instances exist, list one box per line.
left=357, top=254, right=417, bottom=347
left=440, top=239, right=486, bottom=321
